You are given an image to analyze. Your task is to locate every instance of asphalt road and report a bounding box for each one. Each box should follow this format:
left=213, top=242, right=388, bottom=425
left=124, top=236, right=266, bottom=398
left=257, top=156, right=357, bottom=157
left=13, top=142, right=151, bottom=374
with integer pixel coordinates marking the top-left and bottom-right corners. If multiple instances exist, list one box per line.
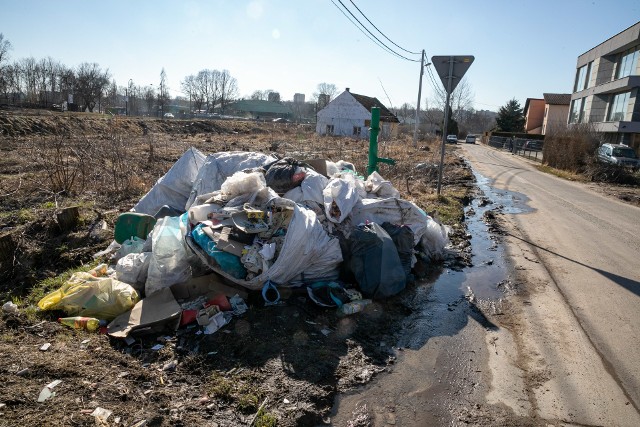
left=462, top=143, right=640, bottom=425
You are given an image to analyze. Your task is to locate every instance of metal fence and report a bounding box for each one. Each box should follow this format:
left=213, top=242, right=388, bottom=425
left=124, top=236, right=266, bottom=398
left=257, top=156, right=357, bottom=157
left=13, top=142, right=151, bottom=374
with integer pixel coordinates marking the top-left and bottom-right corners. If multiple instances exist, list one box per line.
left=488, top=136, right=544, bottom=162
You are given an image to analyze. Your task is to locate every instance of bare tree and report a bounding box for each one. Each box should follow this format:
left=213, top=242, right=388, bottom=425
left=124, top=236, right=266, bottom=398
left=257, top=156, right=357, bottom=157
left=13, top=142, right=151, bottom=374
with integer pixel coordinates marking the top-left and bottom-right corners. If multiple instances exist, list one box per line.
left=76, top=62, right=110, bottom=112
left=250, top=89, right=272, bottom=100
left=0, top=33, right=12, bottom=97
left=158, top=68, right=169, bottom=116
left=218, top=69, right=238, bottom=113
left=394, top=102, right=415, bottom=123
left=312, top=82, right=338, bottom=108
left=428, top=77, right=474, bottom=122
left=180, top=74, right=197, bottom=111
left=143, top=85, right=155, bottom=114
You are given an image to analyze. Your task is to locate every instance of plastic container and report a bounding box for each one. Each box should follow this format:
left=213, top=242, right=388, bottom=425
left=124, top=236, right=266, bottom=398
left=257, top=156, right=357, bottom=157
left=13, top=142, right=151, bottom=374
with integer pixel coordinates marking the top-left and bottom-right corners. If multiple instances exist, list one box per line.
left=88, top=263, right=108, bottom=277
left=114, top=212, right=157, bottom=244
left=188, top=203, right=224, bottom=224
left=337, top=299, right=372, bottom=316
left=58, top=316, right=100, bottom=332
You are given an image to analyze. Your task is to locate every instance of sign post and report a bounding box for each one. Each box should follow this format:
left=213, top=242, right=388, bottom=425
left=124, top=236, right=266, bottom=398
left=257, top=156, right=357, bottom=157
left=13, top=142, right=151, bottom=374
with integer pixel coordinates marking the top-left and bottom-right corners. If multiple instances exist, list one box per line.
left=431, top=55, right=474, bottom=195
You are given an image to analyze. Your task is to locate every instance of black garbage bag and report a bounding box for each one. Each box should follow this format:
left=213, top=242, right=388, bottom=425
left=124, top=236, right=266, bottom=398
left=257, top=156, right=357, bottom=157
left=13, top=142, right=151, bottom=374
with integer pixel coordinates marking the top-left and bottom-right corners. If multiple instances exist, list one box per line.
left=348, top=222, right=406, bottom=299
left=264, top=157, right=305, bottom=194
left=381, top=222, right=414, bottom=280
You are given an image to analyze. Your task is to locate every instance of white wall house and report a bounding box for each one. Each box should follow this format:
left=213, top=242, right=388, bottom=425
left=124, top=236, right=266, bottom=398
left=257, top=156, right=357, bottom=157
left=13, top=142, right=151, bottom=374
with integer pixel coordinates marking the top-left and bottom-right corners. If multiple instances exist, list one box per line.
left=316, top=89, right=399, bottom=139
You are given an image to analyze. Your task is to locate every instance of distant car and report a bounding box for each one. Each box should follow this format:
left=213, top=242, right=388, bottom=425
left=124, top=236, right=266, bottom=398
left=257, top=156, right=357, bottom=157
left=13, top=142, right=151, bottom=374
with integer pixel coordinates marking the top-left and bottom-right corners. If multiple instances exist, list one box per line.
left=597, top=143, right=639, bottom=169
left=272, top=118, right=289, bottom=123
left=446, top=135, right=458, bottom=144
left=523, top=140, right=542, bottom=151
left=465, top=134, right=476, bottom=144
left=164, top=113, right=174, bottom=119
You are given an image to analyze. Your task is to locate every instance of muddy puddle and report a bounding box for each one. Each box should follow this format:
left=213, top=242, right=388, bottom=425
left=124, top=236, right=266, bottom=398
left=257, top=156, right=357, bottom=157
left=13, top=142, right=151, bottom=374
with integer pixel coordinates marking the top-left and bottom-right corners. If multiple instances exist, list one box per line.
left=329, top=169, right=532, bottom=426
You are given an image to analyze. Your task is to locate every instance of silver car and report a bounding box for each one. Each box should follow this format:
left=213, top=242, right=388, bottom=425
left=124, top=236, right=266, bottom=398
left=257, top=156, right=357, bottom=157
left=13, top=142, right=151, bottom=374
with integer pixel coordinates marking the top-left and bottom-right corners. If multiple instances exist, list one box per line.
left=597, top=144, right=639, bottom=169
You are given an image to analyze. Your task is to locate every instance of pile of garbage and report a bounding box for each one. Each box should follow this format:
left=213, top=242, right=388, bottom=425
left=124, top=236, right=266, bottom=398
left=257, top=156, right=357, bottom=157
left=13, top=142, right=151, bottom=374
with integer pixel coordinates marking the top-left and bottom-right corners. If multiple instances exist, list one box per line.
left=36, top=148, right=449, bottom=338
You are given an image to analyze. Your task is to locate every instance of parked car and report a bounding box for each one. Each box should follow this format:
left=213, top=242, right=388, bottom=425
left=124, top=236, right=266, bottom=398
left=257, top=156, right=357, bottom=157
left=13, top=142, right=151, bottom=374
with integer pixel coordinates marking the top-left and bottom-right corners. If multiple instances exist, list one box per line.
left=272, top=118, right=289, bottom=123
left=465, top=134, right=476, bottom=144
left=597, top=143, right=640, bottom=169
left=446, top=135, right=458, bottom=144
left=523, top=140, right=542, bottom=151
left=164, top=113, right=174, bottom=119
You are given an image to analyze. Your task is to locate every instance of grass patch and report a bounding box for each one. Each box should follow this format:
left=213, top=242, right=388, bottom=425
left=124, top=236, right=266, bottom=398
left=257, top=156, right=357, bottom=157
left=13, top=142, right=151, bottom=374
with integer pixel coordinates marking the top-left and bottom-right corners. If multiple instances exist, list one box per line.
left=421, top=188, right=468, bottom=225
left=210, top=371, right=265, bottom=414
left=254, top=410, right=278, bottom=427
left=536, top=164, right=587, bottom=182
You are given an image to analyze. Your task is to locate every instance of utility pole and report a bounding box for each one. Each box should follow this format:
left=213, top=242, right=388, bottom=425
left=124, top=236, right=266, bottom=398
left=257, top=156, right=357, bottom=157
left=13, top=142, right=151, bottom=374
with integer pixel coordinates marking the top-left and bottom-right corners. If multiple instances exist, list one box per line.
left=413, top=49, right=425, bottom=148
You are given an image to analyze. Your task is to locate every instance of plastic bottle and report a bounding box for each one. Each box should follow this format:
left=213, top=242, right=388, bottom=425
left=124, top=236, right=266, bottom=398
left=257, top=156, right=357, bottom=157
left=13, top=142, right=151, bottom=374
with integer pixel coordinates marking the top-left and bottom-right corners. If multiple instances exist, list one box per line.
left=188, top=203, right=224, bottom=224
left=58, top=316, right=100, bottom=332
left=337, top=299, right=372, bottom=316
left=88, top=263, right=108, bottom=277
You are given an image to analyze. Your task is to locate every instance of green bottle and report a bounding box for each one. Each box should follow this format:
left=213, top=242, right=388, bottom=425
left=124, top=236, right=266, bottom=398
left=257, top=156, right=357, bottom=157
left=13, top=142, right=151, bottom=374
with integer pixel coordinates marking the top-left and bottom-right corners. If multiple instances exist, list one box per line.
left=58, top=316, right=100, bottom=332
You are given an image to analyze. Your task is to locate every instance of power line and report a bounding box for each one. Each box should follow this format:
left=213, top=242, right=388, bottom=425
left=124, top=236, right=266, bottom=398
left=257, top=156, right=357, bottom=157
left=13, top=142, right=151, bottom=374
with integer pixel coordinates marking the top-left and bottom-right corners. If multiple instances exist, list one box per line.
left=331, top=0, right=420, bottom=62
left=348, top=0, right=420, bottom=55
left=329, top=0, right=408, bottom=61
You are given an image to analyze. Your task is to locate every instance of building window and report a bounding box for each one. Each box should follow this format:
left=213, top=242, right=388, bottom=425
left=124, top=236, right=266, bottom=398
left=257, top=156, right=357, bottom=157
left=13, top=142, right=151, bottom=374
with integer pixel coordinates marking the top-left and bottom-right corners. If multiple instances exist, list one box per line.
left=607, top=91, right=630, bottom=121
left=573, top=62, right=592, bottom=92
left=569, top=98, right=586, bottom=123
left=326, top=124, right=334, bottom=135
left=364, top=119, right=371, bottom=127
left=616, top=46, right=639, bottom=79
left=353, top=126, right=361, bottom=136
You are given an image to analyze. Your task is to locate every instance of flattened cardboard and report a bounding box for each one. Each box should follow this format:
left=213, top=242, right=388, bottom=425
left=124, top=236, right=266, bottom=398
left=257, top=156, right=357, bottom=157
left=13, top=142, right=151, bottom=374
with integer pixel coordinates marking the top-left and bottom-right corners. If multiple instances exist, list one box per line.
left=303, top=159, right=328, bottom=177
left=170, top=273, right=248, bottom=300
left=216, top=229, right=247, bottom=257
left=107, top=287, right=181, bottom=338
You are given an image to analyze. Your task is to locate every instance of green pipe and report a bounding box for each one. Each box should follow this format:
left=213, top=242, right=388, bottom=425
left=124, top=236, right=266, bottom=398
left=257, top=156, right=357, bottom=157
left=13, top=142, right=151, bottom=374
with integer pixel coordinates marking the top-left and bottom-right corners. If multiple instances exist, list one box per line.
left=367, top=107, right=380, bottom=176
left=367, top=107, right=395, bottom=176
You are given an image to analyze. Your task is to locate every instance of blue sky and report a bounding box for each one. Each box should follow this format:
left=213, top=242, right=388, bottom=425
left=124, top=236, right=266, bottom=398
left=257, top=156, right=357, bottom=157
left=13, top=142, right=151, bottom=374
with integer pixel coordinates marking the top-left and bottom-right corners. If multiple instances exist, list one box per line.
left=1, top=0, right=638, bottom=111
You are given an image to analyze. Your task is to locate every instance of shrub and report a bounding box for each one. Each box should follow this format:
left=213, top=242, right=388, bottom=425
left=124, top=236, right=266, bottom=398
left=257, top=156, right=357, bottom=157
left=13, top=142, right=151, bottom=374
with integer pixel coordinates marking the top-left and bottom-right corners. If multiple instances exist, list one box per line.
left=542, top=124, right=599, bottom=173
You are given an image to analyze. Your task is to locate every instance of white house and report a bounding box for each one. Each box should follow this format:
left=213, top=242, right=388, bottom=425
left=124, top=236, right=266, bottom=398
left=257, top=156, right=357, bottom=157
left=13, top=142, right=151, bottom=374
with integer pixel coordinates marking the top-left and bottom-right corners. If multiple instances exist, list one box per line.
left=316, top=88, right=399, bottom=139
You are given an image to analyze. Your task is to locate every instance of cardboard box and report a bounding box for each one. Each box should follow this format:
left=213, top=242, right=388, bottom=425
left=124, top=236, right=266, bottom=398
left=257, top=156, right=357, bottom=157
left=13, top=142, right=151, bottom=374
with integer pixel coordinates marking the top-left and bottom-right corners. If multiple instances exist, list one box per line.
left=170, top=273, right=248, bottom=301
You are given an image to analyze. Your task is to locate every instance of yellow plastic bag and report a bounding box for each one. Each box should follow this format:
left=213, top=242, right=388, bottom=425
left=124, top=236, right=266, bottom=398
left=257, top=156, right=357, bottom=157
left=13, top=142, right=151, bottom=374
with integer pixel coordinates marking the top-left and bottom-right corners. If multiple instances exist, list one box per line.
left=38, top=271, right=139, bottom=320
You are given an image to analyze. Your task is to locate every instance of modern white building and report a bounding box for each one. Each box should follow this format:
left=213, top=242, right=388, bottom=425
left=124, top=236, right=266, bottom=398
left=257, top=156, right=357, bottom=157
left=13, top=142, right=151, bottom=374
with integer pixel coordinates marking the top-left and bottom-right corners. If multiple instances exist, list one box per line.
left=316, top=88, right=399, bottom=139
left=569, top=21, right=640, bottom=150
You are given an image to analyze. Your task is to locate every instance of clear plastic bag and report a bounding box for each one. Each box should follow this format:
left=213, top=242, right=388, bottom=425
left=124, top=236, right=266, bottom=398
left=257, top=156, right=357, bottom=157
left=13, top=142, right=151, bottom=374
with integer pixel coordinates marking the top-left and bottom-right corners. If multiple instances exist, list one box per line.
left=145, top=216, right=193, bottom=296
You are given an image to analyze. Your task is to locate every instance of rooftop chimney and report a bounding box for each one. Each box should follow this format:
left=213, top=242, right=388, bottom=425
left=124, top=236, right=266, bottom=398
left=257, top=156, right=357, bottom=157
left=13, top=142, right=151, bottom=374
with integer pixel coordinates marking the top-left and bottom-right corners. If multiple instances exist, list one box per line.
left=345, top=87, right=350, bottom=92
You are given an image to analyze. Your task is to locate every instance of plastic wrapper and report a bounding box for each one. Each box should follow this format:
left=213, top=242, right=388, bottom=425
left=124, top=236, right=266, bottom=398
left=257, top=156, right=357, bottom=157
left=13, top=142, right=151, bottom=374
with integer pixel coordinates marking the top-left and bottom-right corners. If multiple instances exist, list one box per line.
left=115, top=252, right=151, bottom=290
left=37, top=272, right=139, bottom=320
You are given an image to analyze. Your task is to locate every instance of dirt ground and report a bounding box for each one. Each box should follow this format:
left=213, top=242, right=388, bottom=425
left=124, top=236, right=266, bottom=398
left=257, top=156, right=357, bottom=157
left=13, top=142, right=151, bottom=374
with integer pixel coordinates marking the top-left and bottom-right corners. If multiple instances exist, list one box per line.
left=2, top=110, right=639, bottom=426
left=0, top=109, right=475, bottom=426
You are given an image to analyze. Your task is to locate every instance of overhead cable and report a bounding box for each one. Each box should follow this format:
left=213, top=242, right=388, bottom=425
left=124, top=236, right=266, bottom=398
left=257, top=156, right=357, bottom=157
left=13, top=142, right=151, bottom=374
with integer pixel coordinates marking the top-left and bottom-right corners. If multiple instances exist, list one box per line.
left=331, top=0, right=420, bottom=62
left=348, top=0, right=421, bottom=55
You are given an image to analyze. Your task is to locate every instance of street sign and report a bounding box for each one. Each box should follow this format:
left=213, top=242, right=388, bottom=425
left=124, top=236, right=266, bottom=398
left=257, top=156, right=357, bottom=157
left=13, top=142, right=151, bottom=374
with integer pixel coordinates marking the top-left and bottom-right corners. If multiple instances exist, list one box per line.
left=431, top=56, right=474, bottom=94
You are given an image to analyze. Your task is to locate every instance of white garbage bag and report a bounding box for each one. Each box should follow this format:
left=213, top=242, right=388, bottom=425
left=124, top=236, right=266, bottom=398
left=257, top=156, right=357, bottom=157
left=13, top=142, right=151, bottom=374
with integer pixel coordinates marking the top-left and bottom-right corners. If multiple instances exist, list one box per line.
left=323, top=174, right=366, bottom=223
left=133, top=147, right=206, bottom=215
left=187, top=198, right=343, bottom=290
left=185, top=151, right=277, bottom=210
left=365, top=171, right=400, bottom=199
